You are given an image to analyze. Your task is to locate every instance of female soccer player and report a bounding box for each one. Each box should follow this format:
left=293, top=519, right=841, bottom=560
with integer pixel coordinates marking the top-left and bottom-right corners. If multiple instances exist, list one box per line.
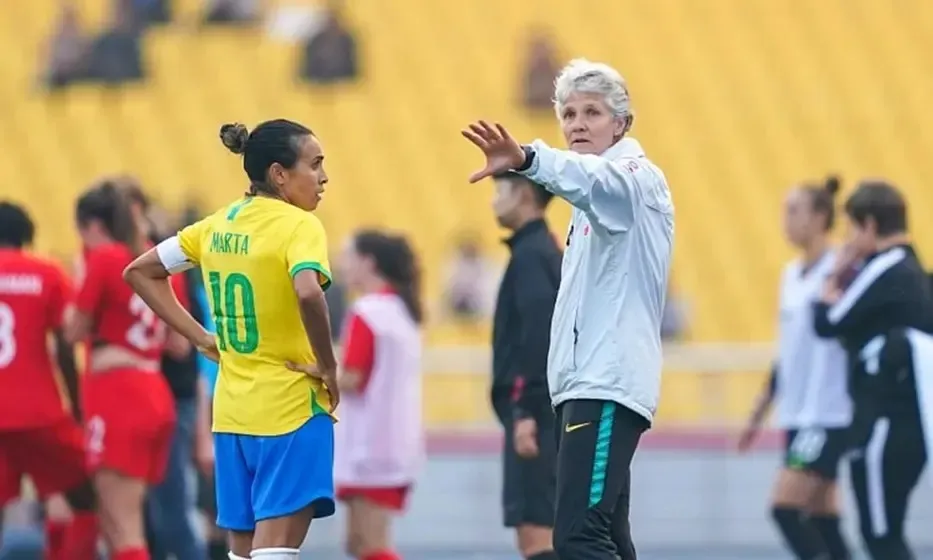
left=0, top=201, right=97, bottom=560
left=739, top=177, right=853, bottom=560
left=65, top=183, right=179, bottom=560
left=814, top=180, right=933, bottom=560
left=311, top=231, right=423, bottom=560
left=123, top=119, right=339, bottom=560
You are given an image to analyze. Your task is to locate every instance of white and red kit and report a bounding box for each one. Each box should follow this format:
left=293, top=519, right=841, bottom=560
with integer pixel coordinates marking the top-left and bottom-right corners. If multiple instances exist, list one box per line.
left=334, top=290, right=424, bottom=511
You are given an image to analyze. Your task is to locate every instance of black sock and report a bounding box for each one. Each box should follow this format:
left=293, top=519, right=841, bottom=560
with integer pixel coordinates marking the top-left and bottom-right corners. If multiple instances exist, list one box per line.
left=527, top=551, right=558, bottom=560
left=811, top=514, right=851, bottom=560
left=208, top=539, right=229, bottom=560
left=771, top=507, right=829, bottom=560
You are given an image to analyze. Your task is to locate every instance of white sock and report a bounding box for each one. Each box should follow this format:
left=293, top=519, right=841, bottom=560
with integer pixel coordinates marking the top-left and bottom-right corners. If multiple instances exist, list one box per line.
left=229, top=554, right=250, bottom=560
left=250, top=548, right=301, bottom=559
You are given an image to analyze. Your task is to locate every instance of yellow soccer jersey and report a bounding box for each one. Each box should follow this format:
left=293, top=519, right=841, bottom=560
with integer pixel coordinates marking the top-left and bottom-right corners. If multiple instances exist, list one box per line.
left=178, top=196, right=333, bottom=436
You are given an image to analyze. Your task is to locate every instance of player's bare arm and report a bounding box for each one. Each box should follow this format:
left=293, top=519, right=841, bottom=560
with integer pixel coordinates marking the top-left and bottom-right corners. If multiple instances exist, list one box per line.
left=287, top=269, right=339, bottom=410
left=194, top=377, right=214, bottom=476
left=336, top=368, right=364, bottom=393
left=63, top=306, right=92, bottom=344
left=738, top=365, right=776, bottom=452
left=53, top=329, right=81, bottom=421
left=123, top=248, right=217, bottom=361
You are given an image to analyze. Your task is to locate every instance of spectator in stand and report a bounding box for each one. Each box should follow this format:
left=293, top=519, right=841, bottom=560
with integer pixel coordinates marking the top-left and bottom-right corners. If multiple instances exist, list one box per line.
left=202, top=0, right=259, bottom=26
left=443, top=233, right=498, bottom=324
left=39, top=3, right=89, bottom=90
left=86, top=0, right=145, bottom=86
left=521, top=31, right=559, bottom=112
left=132, top=0, right=172, bottom=26
left=299, top=4, right=358, bottom=84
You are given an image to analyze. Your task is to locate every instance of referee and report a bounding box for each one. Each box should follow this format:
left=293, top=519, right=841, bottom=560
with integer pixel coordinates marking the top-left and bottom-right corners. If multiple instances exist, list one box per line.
left=463, top=58, right=674, bottom=560
left=813, top=180, right=933, bottom=560
left=490, top=171, right=562, bottom=560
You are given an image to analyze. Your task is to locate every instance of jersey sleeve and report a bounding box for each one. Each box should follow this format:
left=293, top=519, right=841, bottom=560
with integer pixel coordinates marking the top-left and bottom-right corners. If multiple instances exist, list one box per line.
left=177, top=219, right=209, bottom=265
left=521, top=140, right=643, bottom=233
left=342, top=312, right=376, bottom=391
left=75, top=249, right=109, bottom=314
left=285, top=214, right=332, bottom=290
left=45, top=265, right=73, bottom=330
left=158, top=220, right=208, bottom=274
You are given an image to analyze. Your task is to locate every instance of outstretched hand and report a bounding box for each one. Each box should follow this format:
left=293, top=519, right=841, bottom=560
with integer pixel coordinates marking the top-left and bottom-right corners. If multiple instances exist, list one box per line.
left=461, top=120, right=526, bottom=183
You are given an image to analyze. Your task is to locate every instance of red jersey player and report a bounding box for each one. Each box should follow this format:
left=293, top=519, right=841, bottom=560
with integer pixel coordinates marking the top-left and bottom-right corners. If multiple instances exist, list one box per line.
left=65, top=184, right=177, bottom=560
left=0, top=202, right=98, bottom=560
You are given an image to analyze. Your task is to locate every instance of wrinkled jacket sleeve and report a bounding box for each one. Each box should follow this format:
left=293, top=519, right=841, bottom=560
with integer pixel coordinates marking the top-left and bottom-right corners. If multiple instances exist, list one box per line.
left=518, top=139, right=639, bottom=233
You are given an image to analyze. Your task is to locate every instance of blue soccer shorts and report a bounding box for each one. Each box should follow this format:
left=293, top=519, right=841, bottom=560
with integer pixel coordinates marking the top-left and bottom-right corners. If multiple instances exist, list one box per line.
left=214, top=415, right=335, bottom=531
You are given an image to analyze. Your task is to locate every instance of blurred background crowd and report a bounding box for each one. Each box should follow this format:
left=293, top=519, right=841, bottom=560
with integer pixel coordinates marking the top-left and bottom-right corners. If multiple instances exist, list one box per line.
left=2, top=0, right=933, bottom=558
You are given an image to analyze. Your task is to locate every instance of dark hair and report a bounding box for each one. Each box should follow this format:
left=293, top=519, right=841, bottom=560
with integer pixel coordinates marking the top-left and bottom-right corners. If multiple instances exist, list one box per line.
left=0, top=201, right=35, bottom=248
left=801, top=175, right=840, bottom=231
left=75, top=181, right=144, bottom=256
left=121, top=180, right=150, bottom=211
left=118, top=179, right=158, bottom=244
left=354, top=231, right=424, bottom=324
left=844, top=179, right=908, bottom=236
left=492, top=171, right=554, bottom=209
left=219, top=119, right=314, bottom=197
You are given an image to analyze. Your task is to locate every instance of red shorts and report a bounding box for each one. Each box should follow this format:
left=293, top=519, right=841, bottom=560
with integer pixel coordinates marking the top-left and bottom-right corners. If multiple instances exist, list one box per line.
left=336, top=485, right=411, bottom=511
left=84, top=369, right=176, bottom=484
left=0, top=417, right=89, bottom=505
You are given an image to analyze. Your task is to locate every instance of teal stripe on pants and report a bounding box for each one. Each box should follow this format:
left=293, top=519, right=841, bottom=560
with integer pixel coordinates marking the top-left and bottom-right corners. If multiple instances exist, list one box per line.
left=588, top=402, right=615, bottom=507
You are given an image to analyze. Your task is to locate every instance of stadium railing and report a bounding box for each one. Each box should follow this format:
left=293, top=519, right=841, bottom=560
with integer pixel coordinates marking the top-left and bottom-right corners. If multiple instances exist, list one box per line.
left=421, top=342, right=775, bottom=445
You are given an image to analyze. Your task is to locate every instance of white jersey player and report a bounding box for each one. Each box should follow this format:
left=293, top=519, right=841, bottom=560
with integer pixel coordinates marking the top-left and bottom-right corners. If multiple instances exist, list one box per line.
left=740, top=177, right=854, bottom=560
left=332, top=231, right=424, bottom=560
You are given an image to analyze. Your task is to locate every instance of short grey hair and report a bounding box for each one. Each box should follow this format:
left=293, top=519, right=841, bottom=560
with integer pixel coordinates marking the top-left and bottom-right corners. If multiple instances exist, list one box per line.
left=553, top=58, right=634, bottom=131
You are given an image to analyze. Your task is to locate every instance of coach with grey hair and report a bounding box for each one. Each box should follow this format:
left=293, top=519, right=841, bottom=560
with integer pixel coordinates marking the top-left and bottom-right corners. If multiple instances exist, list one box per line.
left=462, top=58, right=674, bottom=560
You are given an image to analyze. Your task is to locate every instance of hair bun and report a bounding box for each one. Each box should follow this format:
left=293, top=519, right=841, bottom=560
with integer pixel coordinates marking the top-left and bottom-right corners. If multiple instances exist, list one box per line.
left=95, top=180, right=122, bottom=199
left=824, top=175, right=841, bottom=197
left=219, top=123, right=249, bottom=154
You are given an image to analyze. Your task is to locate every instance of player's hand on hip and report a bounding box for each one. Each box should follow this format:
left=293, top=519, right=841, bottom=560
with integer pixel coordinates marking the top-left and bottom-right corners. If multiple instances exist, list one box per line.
left=461, top=120, right=526, bottom=183
left=195, top=332, right=220, bottom=363
left=514, top=417, right=539, bottom=458
left=286, top=362, right=340, bottom=412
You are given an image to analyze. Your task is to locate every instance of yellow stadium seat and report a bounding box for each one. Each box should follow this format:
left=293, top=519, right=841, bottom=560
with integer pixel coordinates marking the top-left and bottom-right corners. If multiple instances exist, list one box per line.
left=2, top=0, right=932, bottom=344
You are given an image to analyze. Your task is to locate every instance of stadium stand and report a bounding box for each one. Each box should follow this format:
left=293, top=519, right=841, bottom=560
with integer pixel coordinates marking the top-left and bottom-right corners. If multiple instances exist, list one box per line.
left=2, top=0, right=932, bottom=425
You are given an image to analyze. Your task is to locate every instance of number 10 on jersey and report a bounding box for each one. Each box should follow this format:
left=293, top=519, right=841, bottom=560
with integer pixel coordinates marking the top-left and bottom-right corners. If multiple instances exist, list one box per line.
left=207, top=271, right=259, bottom=353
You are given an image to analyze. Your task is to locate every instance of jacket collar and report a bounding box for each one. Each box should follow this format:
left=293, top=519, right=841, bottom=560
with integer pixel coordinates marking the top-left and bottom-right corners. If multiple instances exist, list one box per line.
left=504, top=218, right=547, bottom=249
left=601, top=137, right=646, bottom=160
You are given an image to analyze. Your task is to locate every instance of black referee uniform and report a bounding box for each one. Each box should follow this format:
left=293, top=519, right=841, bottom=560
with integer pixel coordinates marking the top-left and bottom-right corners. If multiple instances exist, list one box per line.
left=491, top=218, right=562, bottom=530
left=814, top=244, right=933, bottom=560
